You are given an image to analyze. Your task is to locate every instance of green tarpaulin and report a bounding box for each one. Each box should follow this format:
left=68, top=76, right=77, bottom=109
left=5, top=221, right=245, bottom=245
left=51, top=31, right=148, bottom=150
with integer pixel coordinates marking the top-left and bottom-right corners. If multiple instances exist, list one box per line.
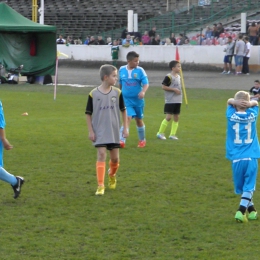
left=0, top=3, right=56, bottom=76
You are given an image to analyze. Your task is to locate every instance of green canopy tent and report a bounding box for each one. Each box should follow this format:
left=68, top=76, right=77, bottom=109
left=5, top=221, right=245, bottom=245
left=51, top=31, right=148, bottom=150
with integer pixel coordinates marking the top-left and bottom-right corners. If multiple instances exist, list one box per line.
left=0, top=3, right=56, bottom=76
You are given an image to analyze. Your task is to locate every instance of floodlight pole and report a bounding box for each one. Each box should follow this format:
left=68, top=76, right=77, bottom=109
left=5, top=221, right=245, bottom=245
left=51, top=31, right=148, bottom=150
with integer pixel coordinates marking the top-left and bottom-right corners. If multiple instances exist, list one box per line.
left=39, top=0, right=45, bottom=24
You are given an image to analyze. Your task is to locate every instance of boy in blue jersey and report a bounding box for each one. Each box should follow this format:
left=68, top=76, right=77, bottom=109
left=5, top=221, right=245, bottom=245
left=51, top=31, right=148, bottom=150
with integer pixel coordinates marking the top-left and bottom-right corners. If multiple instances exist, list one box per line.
left=118, top=51, right=149, bottom=148
left=226, top=91, right=260, bottom=223
left=0, top=101, right=24, bottom=199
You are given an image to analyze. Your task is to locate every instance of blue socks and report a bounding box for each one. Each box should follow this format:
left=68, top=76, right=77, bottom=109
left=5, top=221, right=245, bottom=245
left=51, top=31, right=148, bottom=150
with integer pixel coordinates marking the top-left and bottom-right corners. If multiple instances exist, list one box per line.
left=137, top=125, right=145, bottom=141
left=0, top=167, right=17, bottom=186
left=240, top=191, right=253, bottom=208
left=120, top=125, right=145, bottom=142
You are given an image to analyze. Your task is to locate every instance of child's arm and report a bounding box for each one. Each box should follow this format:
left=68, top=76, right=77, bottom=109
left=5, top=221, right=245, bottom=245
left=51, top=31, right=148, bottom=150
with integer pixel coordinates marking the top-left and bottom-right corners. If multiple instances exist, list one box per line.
left=121, top=110, right=129, bottom=138
left=227, top=98, right=258, bottom=107
left=0, top=128, right=13, bottom=150
left=162, top=85, right=181, bottom=94
left=86, top=114, right=96, bottom=142
left=138, top=84, right=149, bottom=99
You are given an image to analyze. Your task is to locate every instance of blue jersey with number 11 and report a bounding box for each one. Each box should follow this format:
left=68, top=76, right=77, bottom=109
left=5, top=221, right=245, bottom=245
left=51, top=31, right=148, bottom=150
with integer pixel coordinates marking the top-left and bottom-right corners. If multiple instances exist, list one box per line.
left=226, top=105, right=260, bottom=160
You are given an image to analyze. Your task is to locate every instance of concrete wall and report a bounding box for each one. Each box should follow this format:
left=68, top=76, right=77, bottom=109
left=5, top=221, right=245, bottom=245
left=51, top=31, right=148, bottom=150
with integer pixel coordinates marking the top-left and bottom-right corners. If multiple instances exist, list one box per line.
left=57, top=45, right=260, bottom=72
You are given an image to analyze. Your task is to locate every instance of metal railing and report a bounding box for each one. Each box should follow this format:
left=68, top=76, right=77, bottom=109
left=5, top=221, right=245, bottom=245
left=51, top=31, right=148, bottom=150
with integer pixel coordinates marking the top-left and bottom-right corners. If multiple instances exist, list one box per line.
left=92, top=0, right=260, bottom=40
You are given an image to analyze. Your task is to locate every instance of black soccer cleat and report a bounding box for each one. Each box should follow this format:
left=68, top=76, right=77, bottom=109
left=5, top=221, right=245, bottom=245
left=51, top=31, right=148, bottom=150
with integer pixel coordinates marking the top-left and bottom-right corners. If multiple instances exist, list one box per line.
left=11, top=176, right=24, bottom=199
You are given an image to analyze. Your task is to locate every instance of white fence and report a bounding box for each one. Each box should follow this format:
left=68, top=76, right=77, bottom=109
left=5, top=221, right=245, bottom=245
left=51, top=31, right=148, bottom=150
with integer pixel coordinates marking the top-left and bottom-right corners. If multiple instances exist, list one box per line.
left=57, top=45, right=260, bottom=71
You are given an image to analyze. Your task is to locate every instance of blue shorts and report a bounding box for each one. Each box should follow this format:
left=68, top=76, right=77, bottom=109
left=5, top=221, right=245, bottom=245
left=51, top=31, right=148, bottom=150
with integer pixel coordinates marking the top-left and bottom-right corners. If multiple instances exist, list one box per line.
left=235, top=55, right=243, bottom=66
left=232, top=158, right=258, bottom=194
left=224, top=55, right=232, bottom=64
left=126, top=106, right=144, bottom=119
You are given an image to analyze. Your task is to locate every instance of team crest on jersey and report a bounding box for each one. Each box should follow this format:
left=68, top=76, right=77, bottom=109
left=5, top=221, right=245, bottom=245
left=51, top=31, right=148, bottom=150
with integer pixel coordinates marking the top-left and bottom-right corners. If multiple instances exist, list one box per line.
left=133, top=73, right=137, bottom=78
left=111, top=96, right=116, bottom=103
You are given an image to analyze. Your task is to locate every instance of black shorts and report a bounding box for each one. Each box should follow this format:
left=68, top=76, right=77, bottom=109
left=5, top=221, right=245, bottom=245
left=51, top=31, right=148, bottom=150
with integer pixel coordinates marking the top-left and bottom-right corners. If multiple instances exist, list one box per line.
left=164, top=103, right=181, bottom=115
left=95, top=143, right=121, bottom=150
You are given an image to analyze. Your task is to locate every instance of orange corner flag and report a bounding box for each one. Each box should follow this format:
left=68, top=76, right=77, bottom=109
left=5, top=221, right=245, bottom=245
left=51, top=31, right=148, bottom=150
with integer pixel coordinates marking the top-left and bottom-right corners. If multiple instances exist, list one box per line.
left=175, top=47, right=180, bottom=61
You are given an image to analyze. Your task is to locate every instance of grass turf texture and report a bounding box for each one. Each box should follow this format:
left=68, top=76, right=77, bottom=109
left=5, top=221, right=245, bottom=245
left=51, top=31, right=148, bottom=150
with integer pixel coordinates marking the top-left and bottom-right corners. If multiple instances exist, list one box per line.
left=0, top=84, right=260, bottom=259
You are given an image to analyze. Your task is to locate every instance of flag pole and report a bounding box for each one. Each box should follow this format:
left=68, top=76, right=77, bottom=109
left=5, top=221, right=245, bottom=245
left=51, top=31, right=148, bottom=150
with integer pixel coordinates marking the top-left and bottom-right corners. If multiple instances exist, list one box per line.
left=54, top=56, right=58, bottom=100
left=175, top=47, right=188, bottom=107
left=54, top=51, right=69, bottom=100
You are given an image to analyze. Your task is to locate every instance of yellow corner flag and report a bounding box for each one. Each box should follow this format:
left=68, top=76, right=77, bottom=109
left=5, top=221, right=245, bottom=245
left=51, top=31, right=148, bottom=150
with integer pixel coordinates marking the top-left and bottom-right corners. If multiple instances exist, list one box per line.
left=176, top=47, right=188, bottom=106
left=57, top=51, right=69, bottom=58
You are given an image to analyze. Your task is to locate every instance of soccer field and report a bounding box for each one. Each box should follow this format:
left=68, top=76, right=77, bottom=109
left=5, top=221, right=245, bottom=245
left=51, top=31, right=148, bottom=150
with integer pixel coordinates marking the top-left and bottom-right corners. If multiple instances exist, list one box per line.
left=0, top=84, right=260, bottom=259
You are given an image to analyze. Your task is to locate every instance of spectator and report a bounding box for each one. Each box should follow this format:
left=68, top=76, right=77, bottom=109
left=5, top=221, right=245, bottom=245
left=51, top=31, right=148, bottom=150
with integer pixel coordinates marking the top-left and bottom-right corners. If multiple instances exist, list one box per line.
left=66, top=36, right=74, bottom=45
left=242, top=36, right=251, bottom=75
left=88, top=36, right=98, bottom=45
left=134, top=32, right=142, bottom=41
left=56, top=35, right=66, bottom=44
left=150, top=34, right=160, bottom=45
left=164, top=38, right=173, bottom=45
left=170, top=33, right=177, bottom=45
left=212, top=24, right=219, bottom=38
left=121, top=28, right=128, bottom=40
left=97, top=36, right=106, bottom=45
left=204, top=26, right=212, bottom=39
left=76, top=37, right=82, bottom=45
left=234, top=34, right=246, bottom=75
left=183, top=39, right=190, bottom=45
left=246, top=21, right=250, bottom=32
left=107, top=37, right=112, bottom=45
left=84, top=36, right=90, bottom=45
left=217, top=23, right=224, bottom=36
left=148, top=26, right=156, bottom=38
left=111, top=40, right=119, bottom=67
left=122, top=34, right=133, bottom=45
left=141, top=31, right=150, bottom=45
left=248, top=22, right=258, bottom=46
left=221, top=36, right=235, bottom=74
left=134, top=37, right=142, bottom=45
left=177, top=34, right=187, bottom=45
left=117, top=38, right=122, bottom=45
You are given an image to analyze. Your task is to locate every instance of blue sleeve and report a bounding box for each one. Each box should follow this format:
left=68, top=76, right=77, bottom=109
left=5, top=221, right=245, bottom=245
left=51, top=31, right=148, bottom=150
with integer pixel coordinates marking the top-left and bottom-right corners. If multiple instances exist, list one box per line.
left=226, top=105, right=235, bottom=118
left=140, top=69, right=149, bottom=85
left=0, top=102, right=6, bottom=129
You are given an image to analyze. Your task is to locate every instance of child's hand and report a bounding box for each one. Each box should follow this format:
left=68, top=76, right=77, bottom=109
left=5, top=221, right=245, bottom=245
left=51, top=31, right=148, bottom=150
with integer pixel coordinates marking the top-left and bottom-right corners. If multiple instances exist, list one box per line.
left=138, top=91, right=145, bottom=99
left=2, top=138, right=13, bottom=150
left=122, top=129, right=129, bottom=138
left=236, top=100, right=250, bottom=108
left=88, top=132, right=96, bottom=142
left=173, top=88, right=181, bottom=95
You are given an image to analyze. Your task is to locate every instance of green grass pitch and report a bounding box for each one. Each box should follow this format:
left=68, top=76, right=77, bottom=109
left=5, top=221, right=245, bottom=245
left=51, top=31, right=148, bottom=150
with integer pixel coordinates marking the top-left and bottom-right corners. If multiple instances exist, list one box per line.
left=0, top=84, right=260, bottom=259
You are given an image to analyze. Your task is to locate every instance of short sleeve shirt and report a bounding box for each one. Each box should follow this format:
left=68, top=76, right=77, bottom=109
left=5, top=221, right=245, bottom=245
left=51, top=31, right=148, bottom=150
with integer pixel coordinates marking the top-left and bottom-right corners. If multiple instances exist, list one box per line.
left=226, top=105, right=260, bottom=160
left=119, top=65, right=149, bottom=107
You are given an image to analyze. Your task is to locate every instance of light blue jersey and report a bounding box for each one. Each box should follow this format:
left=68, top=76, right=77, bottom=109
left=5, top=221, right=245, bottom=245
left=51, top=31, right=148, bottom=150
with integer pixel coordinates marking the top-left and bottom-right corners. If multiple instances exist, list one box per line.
left=226, top=105, right=260, bottom=160
left=0, top=101, right=6, bottom=167
left=119, top=65, right=149, bottom=107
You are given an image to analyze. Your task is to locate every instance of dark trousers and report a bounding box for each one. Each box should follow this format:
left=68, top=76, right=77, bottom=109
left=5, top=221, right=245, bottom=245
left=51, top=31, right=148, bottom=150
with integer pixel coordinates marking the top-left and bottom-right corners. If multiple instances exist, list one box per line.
left=242, top=57, right=249, bottom=74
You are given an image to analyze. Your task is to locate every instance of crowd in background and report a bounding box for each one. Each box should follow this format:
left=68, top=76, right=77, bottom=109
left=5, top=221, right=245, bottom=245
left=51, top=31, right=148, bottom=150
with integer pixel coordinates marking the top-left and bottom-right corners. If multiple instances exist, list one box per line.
left=56, top=20, right=260, bottom=47
left=55, top=26, right=191, bottom=47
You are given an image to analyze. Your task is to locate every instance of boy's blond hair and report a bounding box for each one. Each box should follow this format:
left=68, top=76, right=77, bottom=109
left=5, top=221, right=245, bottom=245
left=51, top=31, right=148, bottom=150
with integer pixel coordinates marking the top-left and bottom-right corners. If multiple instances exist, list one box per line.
left=234, top=91, right=250, bottom=102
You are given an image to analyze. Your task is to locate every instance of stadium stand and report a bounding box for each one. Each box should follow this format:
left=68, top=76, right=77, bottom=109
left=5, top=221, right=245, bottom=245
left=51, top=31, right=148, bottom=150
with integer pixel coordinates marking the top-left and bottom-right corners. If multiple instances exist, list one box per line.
left=3, top=0, right=260, bottom=42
